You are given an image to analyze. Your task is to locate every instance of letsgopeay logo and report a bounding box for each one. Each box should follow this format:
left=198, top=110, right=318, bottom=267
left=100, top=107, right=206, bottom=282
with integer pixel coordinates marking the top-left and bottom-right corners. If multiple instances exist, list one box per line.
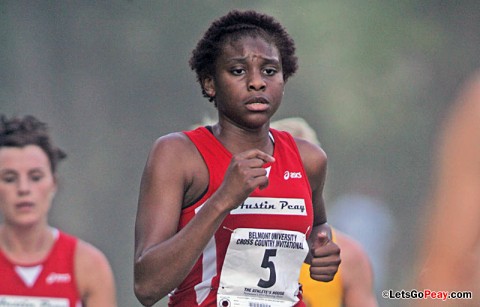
left=284, top=171, right=302, bottom=180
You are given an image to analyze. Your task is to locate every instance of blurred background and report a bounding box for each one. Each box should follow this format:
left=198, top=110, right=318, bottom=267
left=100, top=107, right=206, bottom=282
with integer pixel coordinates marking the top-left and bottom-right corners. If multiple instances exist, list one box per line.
left=2, top=1, right=480, bottom=306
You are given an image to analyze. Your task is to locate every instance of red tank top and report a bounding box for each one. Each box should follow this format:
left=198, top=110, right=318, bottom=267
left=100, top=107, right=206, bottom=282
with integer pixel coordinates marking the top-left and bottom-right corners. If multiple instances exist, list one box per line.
left=0, top=230, right=82, bottom=307
left=169, top=127, right=313, bottom=307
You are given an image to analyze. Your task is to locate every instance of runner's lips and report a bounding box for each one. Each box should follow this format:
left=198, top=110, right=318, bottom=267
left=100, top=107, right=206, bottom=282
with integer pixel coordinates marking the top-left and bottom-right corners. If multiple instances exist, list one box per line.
left=16, top=201, right=34, bottom=209
left=245, top=96, right=269, bottom=105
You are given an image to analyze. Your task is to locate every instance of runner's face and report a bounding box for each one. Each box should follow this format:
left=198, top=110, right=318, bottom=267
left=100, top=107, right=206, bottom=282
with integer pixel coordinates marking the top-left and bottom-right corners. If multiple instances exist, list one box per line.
left=205, top=36, right=285, bottom=129
left=0, top=145, right=56, bottom=227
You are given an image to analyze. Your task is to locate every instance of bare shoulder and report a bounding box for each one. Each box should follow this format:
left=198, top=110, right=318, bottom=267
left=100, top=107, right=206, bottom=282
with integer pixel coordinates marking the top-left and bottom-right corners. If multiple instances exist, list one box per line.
left=445, top=74, right=480, bottom=138
left=335, top=230, right=377, bottom=306
left=146, top=132, right=204, bottom=181
left=293, top=137, right=327, bottom=177
left=142, top=131, right=207, bottom=206
left=75, top=239, right=112, bottom=271
left=334, top=231, right=373, bottom=284
left=456, top=73, right=480, bottom=118
left=75, top=239, right=117, bottom=306
left=335, top=231, right=371, bottom=267
left=148, top=132, right=198, bottom=163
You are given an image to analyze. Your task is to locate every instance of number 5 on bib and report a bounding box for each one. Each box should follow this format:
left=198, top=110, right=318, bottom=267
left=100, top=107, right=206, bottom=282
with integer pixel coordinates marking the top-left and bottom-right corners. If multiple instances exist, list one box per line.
left=217, top=228, right=308, bottom=307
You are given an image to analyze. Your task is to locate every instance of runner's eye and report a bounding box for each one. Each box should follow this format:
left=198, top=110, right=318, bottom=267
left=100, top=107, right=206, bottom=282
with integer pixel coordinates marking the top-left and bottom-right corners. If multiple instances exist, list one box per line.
left=1, top=174, right=16, bottom=183
left=29, top=171, right=44, bottom=182
left=231, top=68, right=246, bottom=76
left=263, top=68, right=277, bottom=76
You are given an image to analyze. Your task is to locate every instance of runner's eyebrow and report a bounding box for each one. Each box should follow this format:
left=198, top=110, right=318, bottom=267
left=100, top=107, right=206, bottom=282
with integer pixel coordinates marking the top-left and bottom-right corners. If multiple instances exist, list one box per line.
left=226, top=56, right=280, bottom=64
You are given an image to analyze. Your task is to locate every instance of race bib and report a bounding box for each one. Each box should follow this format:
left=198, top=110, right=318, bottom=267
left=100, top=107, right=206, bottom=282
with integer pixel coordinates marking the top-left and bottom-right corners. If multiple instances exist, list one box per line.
left=217, top=228, right=308, bottom=307
left=0, top=295, right=69, bottom=307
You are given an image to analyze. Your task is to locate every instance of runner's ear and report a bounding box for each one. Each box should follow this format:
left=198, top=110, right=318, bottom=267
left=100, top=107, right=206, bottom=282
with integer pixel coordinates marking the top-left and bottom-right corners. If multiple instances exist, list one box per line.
left=202, top=76, right=216, bottom=98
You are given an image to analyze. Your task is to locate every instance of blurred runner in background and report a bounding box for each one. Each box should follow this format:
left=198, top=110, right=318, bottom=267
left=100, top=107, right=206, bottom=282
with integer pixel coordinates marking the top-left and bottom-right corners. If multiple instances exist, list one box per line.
left=416, top=71, right=480, bottom=306
left=272, top=117, right=378, bottom=307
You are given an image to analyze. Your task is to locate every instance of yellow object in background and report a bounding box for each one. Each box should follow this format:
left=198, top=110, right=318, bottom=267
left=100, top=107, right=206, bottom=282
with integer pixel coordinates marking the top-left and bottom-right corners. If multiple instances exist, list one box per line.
left=299, top=230, right=343, bottom=307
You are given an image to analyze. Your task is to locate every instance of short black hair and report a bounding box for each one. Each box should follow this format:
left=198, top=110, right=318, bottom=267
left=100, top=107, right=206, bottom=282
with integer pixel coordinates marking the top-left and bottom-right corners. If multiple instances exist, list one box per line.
left=0, top=114, right=66, bottom=173
left=189, top=10, right=298, bottom=102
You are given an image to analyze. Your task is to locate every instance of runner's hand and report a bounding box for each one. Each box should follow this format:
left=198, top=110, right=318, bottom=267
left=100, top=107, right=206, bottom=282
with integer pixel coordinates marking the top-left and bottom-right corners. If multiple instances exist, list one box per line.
left=215, top=149, right=275, bottom=212
left=309, top=231, right=341, bottom=282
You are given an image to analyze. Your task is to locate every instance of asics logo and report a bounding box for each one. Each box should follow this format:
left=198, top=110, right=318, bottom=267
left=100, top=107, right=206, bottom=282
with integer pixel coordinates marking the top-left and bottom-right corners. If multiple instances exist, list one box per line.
left=284, top=171, right=302, bottom=180
left=46, top=272, right=71, bottom=284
